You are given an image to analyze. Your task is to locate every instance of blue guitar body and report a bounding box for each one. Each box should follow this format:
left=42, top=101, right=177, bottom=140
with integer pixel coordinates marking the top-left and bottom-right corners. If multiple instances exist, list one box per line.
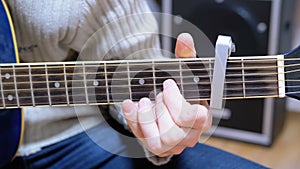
left=0, top=0, right=23, bottom=167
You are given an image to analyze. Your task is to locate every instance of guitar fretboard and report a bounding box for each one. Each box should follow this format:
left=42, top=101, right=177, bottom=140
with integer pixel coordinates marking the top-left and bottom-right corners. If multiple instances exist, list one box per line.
left=0, top=56, right=283, bottom=109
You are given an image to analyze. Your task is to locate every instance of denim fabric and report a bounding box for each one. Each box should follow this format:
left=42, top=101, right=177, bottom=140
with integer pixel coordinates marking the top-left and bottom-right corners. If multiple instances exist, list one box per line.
left=3, top=121, right=268, bottom=169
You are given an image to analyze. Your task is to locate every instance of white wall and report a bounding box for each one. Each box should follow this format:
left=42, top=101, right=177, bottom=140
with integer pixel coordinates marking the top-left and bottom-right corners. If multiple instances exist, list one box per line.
left=288, top=0, right=300, bottom=112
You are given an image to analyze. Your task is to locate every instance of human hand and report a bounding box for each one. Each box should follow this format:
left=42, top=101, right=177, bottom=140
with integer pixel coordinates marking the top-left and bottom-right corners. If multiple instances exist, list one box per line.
left=122, top=33, right=212, bottom=157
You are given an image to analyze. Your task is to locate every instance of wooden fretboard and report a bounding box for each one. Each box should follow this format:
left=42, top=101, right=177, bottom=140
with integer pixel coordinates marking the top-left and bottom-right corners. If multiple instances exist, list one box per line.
left=0, top=56, right=284, bottom=109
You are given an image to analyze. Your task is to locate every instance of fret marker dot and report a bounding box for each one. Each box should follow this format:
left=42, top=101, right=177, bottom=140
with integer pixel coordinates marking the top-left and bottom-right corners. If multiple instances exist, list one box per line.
left=7, top=95, right=14, bottom=101
left=54, top=82, right=60, bottom=88
left=139, top=78, right=145, bottom=85
left=193, top=76, right=200, bottom=83
left=5, top=73, right=10, bottom=79
left=93, top=80, right=99, bottom=86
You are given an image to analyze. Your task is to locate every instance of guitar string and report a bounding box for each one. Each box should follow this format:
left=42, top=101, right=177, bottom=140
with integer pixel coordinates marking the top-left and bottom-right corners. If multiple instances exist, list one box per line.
left=0, top=68, right=284, bottom=99
left=0, top=56, right=299, bottom=70
left=1, top=57, right=300, bottom=107
left=0, top=88, right=279, bottom=103
left=0, top=56, right=282, bottom=66
left=0, top=74, right=281, bottom=90
left=2, top=57, right=292, bottom=73
left=0, top=59, right=281, bottom=69
left=0, top=81, right=278, bottom=92
left=0, top=63, right=281, bottom=80
left=0, top=74, right=293, bottom=93
left=0, top=62, right=284, bottom=78
left=0, top=63, right=282, bottom=99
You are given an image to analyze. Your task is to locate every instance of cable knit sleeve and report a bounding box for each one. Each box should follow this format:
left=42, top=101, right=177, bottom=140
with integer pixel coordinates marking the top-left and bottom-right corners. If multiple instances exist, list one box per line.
left=68, top=0, right=162, bottom=61
left=66, top=0, right=171, bottom=166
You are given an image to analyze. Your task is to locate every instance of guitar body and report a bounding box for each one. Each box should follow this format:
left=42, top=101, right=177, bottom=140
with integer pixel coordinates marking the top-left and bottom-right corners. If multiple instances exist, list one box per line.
left=0, top=0, right=23, bottom=167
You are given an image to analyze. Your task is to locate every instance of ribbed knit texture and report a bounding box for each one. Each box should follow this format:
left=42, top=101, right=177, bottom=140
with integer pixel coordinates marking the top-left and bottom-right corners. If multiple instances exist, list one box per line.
left=6, top=0, right=168, bottom=165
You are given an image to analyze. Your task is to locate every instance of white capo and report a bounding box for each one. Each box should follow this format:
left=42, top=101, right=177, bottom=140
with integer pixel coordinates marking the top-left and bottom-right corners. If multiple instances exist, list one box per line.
left=210, top=35, right=235, bottom=111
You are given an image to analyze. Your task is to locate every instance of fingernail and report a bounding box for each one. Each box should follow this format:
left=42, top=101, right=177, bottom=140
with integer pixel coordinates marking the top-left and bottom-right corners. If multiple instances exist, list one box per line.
left=122, top=99, right=134, bottom=114
left=175, top=33, right=196, bottom=58
left=163, top=79, right=175, bottom=89
left=139, top=98, right=151, bottom=110
left=156, top=93, right=163, bottom=103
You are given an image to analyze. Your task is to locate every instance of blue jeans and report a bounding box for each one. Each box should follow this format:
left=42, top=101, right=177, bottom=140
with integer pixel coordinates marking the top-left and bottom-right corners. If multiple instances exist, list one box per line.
left=3, top=120, right=268, bottom=169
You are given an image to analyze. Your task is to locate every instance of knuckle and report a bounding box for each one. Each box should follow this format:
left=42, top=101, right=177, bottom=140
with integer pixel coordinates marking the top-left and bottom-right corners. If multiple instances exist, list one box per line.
left=194, top=105, right=209, bottom=129
left=187, top=139, right=198, bottom=148
left=161, top=131, right=184, bottom=146
left=175, top=104, right=209, bottom=128
left=172, top=147, right=185, bottom=155
left=161, top=135, right=177, bottom=146
left=174, top=116, right=186, bottom=127
left=148, top=145, right=162, bottom=155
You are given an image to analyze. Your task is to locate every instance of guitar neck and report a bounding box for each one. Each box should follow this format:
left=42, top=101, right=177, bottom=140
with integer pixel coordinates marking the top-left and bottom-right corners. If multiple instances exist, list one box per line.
left=0, top=55, right=284, bottom=109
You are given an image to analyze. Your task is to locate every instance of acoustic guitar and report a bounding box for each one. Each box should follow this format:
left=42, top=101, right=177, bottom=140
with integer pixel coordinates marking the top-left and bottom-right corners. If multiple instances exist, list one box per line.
left=1, top=0, right=300, bottom=167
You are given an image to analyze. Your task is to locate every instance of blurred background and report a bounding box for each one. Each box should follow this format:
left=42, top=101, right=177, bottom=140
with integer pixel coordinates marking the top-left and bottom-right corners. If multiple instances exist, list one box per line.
left=147, top=0, right=300, bottom=168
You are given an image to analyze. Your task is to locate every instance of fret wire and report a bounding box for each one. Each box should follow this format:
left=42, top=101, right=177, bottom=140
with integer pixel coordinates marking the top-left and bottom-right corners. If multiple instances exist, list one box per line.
left=209, top=58, right=212, bottom=81
left=179, top=59, right=184, bottom=96
left=152, top=60, right=157, bottom=96
left=45, top=64, right=52, bottom=106
left=82, top=63, right=89, bottom=104
left=0, top=67, right=6, bottom=108
left=63, top=63, right=70, bottom=105
left=13, top=65, right=20, bottom=107
left=241, top=58, right=246, bottom=98
left=127, top=62, right=132, bottom=100
left=104, top=62, right=110, bottom=103
left=28, top=65, right=35, bottom=107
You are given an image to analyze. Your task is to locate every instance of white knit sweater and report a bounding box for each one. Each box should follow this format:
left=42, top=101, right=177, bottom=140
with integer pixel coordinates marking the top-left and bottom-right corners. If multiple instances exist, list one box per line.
left=7, top=0, right=169, bottom=165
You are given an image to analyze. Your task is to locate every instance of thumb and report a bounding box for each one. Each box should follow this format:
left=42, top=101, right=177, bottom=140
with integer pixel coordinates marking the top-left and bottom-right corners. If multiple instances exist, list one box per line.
left=175, top=33, right=196, bottom=58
